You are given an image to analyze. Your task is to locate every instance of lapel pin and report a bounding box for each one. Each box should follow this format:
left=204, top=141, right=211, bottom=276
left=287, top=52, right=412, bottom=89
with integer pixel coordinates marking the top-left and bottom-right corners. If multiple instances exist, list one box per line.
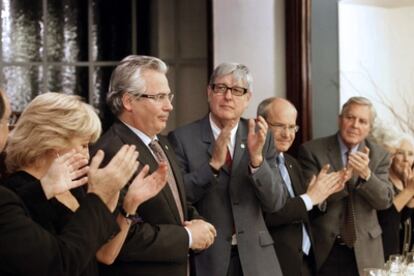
left=164, top=144, right=169, bottom=150
left=241, top=143, right=245, bottom=149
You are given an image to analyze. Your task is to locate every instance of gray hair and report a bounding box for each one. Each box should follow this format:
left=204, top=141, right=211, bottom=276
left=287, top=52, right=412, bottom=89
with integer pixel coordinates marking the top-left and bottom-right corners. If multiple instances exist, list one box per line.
left=370, top=123, right=400, bottom=149
left=340, top=96, right=376, bottom=125
left=257, top=97, right=276, bottom=119
left=209, top=62, right=253, bottom=91
left=106, top=55, right=168, bottom=116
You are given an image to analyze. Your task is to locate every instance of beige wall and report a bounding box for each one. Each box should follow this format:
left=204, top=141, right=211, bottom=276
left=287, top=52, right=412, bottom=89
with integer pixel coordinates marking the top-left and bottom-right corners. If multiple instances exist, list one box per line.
left=213, top=0, right=286, bottom=118
left=153, top=0, right=286, bottom=133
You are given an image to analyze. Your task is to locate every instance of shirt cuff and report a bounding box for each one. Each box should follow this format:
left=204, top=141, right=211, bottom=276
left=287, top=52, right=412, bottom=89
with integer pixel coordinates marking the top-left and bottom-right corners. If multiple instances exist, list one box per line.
left=184, top=226, right=192, bottom=248
left=300, top=194, right=314, bottom=211
left=249, top=164, right=260, bottom=174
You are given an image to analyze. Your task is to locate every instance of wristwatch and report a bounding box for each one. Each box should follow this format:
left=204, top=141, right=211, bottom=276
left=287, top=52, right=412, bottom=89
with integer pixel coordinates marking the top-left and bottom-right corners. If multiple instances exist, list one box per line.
left=120, top=207, right=144, bottom=224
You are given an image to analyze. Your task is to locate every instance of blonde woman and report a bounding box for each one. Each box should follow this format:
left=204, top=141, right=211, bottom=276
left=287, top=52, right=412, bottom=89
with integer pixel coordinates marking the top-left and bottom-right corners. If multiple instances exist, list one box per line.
left=3, top=92, right=167, bottom=276
left=374, top=130, right=414, bottom=260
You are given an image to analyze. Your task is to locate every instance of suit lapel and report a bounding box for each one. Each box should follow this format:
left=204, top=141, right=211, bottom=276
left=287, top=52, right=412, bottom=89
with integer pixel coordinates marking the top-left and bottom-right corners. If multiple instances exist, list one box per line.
left=325, top=134, right=349, bottom=200
left=232, top=120, right=248, bottom=174
left=113, top=121, right=183, bottom=224
left=201, top=116, right=215, bottom=158
left=285, top=157, right=305, bottom=196
left=326, top=135, right=344, bottom=171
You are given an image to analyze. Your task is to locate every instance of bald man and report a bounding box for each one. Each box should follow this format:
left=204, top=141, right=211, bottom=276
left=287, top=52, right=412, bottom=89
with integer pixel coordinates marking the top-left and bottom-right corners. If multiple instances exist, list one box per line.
left=257, top=97, right=345, bottom=276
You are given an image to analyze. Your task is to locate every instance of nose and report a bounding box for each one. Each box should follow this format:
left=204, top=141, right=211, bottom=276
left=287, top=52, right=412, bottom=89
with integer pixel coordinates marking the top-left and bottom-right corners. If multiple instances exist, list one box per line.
left=224, top=88, right=233, bottom=100
left=163, top=98, right=173, bottom=111
left=76, top=145, right=90, bottom=160
left=404, top=152, right=409, bottom=161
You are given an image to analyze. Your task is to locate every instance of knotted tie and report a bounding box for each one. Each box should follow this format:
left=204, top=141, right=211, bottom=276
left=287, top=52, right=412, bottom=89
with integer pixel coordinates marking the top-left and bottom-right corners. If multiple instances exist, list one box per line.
left=277, top=154, right=311, bottom=255
left=149, top=140, right=184, bottom=222
left=340, top=151, right=357, bottom=248
left=226, top=147, right=233, bottom=173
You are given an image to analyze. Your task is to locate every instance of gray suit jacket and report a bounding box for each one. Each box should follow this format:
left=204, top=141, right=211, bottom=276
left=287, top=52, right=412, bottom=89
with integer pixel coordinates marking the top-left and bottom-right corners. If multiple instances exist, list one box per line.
left=298, top=134, right=393, bottom=274
left=168, top=116, right=285, bottom=276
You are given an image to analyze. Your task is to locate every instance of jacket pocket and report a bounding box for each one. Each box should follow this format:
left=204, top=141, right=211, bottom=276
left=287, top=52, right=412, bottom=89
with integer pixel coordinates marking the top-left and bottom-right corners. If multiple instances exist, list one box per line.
left=259, top=231, right=274, bottom=246
left=368, top=224, right=382, bottom=239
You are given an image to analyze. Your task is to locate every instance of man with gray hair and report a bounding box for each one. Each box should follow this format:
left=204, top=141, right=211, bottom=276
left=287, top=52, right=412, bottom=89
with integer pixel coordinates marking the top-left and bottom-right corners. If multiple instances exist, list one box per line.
left=91, top=55, right=216, bottom=276
left=168, top=62, right=286, bottom=276
left=298, top=96, right=394, bottom=275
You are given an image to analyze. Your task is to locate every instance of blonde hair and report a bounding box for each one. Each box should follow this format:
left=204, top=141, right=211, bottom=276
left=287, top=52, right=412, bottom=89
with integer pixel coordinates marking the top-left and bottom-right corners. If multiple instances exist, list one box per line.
left=6, top=92, right=101, bottom=172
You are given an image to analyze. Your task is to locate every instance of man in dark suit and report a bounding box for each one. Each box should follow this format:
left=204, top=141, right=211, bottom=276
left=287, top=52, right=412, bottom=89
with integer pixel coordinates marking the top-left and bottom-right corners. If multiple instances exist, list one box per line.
left=90, top=55, right=216, bottom=276
left=168, top=63, right=286, bottom=276
left=0, top=90, right=140, bottom=275
left=298, top=96, right=394, bottom=275
left=257, top=97, right=346, bottom=276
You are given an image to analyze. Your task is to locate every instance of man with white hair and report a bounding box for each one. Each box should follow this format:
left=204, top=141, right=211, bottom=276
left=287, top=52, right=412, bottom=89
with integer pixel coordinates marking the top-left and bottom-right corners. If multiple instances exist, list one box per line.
left=298, top=96, right=394, bottom=275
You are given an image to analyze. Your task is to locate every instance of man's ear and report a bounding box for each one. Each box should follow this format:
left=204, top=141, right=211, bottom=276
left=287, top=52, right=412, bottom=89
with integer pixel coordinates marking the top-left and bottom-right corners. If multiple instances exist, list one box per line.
left=122, top=93, right=133, bottom=111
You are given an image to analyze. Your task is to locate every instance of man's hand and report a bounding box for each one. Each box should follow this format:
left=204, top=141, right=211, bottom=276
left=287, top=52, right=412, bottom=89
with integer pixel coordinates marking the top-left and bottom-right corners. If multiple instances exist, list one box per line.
left=41, top=150, right=89, bottom=199
left=184, top=219, right=217, bottom=250
left=123, top=163, right=168, bottom=214
left=306, top=164, right=345, bottom=205
left=88, top=145, right=139, bottom=209
left=209, top=120, right=237, bottom=170
left=348, top=146, right=371, bottom=181
left=247, top=116, right=268, bottom=167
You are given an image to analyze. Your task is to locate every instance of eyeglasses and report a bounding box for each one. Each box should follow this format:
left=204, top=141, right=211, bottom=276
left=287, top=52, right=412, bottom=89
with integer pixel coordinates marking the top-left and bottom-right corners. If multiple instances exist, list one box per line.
left=268, top=122, right=299, bottom=133
left=136, top=92, right=174, bottom=103
left=211, top=83, right=248, bottom=96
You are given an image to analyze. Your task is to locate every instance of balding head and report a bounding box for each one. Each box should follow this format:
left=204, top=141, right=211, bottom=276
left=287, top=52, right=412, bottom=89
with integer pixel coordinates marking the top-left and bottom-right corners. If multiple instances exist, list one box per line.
left=257, top=97, right=298, bottom=153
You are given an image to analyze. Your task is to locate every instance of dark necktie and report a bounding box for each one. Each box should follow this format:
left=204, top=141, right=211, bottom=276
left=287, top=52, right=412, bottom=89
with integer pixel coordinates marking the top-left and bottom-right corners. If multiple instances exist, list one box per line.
left=149, top=140, right=184, bottom=222
left=340, top=151, right=356, bottom=248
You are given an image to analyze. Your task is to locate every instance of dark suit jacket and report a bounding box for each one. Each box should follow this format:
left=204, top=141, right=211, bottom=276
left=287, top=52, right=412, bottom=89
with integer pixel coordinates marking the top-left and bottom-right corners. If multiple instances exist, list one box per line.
left=2, top=171, right=99, bottom=276
left=0, top=185, right=118, bottom=276
left=265, top=154, right=316, bottom=276
left=168, top=116, right=285, bottom=276
left=90, top=119, right=200, bottom=276
left=298, top=134, right=393, bottom=275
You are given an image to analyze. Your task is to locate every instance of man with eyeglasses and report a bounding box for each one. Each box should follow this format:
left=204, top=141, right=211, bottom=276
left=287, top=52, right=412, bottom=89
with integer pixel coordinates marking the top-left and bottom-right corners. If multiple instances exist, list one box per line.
left=257, top=97, right=346, bottom=276
left=297, top=96, right=394, bottom=275
left=90, top=55, right=216, bottom=276
left=168, top=62, right=286, bottom=276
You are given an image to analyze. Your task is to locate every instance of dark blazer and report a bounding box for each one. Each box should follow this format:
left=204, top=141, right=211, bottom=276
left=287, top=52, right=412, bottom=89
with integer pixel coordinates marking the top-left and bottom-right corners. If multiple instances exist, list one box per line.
left=0, top=185, right=118, bottom=276
left=90, top=119, right=200, bottom=276
left=168, top=116, right=285, bottom=276
left=377, top=191, right=413, bottom=261
left=298, top=134, right=394, bottom=275
left=2, top=171, right=99, bottom=276
left=265, top=154, right=316, bottom=276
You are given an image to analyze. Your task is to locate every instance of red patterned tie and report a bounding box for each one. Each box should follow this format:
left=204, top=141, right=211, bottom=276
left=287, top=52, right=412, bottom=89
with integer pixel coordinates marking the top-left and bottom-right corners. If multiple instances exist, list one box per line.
left=226, top=147, right=232, bottom=173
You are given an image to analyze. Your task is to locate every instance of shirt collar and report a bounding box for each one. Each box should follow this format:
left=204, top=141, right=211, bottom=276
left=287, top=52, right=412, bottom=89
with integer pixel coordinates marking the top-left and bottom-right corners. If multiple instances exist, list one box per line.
left=337, top=133, right=359, bottom=166
left=121, top=120, right=158, bottom=147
